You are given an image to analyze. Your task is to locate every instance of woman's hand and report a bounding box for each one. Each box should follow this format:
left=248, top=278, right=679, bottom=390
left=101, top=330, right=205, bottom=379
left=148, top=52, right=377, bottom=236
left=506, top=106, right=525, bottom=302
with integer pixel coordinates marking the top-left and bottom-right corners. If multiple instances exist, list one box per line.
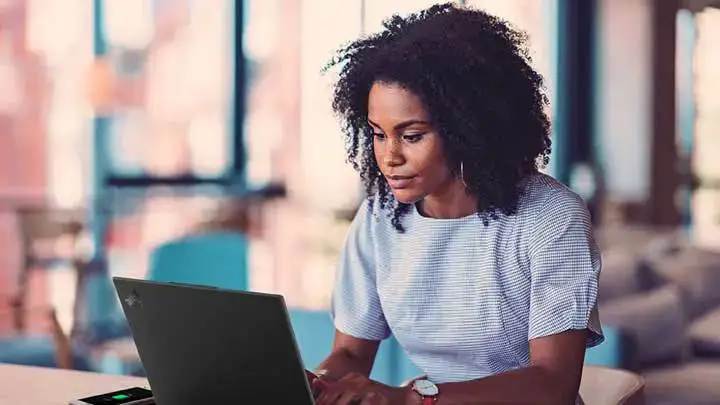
left=314, top=372, right=410, bottom=405
left=307, top=369, right=334, bottom=399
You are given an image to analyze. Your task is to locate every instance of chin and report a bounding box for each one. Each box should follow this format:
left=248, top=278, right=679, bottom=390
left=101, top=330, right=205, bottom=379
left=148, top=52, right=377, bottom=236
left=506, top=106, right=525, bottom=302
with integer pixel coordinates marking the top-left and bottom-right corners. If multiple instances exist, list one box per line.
left=390, top=189, right=423, bottom=205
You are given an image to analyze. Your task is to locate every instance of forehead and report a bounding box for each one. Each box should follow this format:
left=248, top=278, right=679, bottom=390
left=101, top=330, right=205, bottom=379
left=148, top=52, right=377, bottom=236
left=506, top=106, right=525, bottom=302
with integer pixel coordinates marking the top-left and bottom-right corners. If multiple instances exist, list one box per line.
left=367, top=82, right=429, bottom=122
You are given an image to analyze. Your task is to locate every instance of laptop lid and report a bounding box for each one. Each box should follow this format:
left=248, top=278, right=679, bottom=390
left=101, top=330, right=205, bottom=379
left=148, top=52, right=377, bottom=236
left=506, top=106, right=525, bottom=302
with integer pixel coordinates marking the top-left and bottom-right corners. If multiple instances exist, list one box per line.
left=112, top=277, right=314, bottom=405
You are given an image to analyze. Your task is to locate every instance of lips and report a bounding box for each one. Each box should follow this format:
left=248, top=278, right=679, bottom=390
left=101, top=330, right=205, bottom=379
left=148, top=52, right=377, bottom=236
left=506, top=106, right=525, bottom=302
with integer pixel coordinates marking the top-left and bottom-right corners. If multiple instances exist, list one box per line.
left=386, top=176, right=415, bottom=189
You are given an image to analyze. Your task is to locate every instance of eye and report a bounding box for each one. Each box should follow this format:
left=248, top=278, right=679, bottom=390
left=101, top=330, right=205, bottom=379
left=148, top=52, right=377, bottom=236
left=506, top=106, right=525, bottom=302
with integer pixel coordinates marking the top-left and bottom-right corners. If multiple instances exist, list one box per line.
left=402, top=133, right=425, bottom=143
left=372, top=132, right=386, bottom=141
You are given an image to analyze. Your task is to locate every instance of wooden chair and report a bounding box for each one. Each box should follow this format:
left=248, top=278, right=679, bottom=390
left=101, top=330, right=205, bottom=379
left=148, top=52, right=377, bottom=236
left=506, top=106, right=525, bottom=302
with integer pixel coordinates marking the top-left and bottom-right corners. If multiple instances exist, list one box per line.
left=0, top=207, right=86, bottom=369
left=580, top=365, right=645, bottom=405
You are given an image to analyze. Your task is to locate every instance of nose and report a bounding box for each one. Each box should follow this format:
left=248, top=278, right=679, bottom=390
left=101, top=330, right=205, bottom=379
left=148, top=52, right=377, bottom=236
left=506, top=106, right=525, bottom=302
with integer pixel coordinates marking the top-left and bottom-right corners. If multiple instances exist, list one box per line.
left=383, top=138, right=405, bottom=167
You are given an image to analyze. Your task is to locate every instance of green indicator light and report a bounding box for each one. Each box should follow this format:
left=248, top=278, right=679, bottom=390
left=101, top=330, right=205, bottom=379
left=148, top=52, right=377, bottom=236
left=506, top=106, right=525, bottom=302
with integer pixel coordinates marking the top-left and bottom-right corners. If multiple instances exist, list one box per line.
left=112, top=394, right=130, bottom=400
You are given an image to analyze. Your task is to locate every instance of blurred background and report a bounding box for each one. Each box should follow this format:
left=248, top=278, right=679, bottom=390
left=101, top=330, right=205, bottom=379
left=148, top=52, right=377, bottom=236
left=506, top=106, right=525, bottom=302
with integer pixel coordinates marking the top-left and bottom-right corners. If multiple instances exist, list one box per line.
left=0, top=0, right=719, bottom=403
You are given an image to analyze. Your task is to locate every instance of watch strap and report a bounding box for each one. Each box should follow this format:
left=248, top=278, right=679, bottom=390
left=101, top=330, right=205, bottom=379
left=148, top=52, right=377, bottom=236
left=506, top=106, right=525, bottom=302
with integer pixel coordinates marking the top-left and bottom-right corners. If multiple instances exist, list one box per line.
left=422, top=397, right=437, bottom=405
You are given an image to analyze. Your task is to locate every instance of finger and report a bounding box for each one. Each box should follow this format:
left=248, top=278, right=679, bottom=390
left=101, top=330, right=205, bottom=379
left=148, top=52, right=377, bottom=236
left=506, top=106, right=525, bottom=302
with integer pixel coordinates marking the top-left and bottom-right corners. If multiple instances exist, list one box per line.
left=314, top=378, right=330, bottom=389
left=360, top=391, right=388, bottom=405
left=360, top=391, right=380, bottom=405
left=319, top=376, right=354, bottom=402
left=336, top=391, right=363, bottom=405
left=312, top=381, right=321, bottom=399
left=317, top=384, right=344, bottom=405
left=337, top=373, right=372, bottom=391
left=317, top=389, right=331, bottom=405
left=365, top=391, right=391, bottom=405
left=312, top=378, right=329, bottom=398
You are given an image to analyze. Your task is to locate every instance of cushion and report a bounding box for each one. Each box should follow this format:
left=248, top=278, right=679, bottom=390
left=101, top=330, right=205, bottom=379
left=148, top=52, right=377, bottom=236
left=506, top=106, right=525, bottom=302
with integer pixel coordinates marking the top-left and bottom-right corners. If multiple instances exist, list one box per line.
left=645, top=248, right=720, bottom=318
left=0, top=335, right=58, bottom=367
left=594, top=225, right=676, bottom=253
left=599, top=285, right=688, bottom=368
left=688, top=305, right=720, bottom=357
left=643, top=361, right=720, bottom=405
left=598, top=250, right=644, bottom=303
left=0, top=335, right=89, bottom=369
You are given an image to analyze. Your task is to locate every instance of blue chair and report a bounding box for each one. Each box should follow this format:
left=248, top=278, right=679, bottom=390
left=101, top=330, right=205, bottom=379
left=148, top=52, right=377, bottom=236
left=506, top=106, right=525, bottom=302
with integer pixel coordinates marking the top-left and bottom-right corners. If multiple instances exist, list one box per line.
left=0, top=310, right=88, bottom=369
left=147, top=231, right=249, bottom=290
left=89, top=231, right=249, bottom=375
left=584, top=325, right=627, bottom=368
left=0, top=335, right=60, bottom=368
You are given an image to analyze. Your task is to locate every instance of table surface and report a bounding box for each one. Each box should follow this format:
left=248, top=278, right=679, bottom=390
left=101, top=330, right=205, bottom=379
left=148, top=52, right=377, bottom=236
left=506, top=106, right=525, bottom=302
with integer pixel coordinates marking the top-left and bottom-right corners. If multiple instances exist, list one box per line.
left=0, top=363, right=149, bottom=405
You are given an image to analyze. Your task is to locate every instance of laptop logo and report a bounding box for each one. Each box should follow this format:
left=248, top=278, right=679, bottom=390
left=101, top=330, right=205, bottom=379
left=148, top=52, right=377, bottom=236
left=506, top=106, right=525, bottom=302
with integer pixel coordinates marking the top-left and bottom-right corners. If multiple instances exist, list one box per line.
left=124, top=290, right=143, bottom=308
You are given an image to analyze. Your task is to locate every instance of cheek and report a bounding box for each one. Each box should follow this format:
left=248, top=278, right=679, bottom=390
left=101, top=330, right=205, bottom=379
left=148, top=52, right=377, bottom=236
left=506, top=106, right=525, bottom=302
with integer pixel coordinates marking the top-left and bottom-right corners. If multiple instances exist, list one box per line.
left=413, top=146, right=451, bottom=183
left=420, top=163, right=452, bottom=188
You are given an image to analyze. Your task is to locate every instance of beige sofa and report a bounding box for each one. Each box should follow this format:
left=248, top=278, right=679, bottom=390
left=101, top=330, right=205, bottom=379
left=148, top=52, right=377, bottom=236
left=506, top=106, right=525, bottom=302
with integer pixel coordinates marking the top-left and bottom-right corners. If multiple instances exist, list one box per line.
left=595, top=227, right=720, bottom=404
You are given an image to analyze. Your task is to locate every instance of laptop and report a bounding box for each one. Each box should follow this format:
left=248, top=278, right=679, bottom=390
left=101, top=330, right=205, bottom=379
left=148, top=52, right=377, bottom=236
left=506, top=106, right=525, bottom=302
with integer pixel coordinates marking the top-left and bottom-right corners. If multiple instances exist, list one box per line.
left=112, top=277, right=316, bottom=405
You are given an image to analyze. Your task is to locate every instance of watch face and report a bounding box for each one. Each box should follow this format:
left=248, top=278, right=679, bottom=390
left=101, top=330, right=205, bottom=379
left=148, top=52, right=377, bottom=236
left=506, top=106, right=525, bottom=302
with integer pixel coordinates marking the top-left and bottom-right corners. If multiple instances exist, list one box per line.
left=413, top=379, right=439, bottom=396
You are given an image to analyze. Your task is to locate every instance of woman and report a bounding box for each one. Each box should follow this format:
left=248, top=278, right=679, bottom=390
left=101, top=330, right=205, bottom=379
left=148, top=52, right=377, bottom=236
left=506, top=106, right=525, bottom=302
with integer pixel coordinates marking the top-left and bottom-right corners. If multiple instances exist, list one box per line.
left=312, top=4, right=602, bottom=404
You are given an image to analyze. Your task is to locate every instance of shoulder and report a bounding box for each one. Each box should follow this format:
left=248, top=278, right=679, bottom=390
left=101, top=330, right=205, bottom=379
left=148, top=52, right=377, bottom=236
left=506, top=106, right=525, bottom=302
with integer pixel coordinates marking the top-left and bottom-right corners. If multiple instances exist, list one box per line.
left=517, top=174, right=595, bottom=257
left=517, top=173, right=593, bottom=247
left=518, top=173, right=589, bottom=220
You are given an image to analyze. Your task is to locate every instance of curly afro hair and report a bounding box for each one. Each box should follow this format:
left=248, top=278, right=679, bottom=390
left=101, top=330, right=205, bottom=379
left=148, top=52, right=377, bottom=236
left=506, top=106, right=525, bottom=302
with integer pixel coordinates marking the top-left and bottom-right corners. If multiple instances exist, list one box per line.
left=325, top=3, right=551, bottom=232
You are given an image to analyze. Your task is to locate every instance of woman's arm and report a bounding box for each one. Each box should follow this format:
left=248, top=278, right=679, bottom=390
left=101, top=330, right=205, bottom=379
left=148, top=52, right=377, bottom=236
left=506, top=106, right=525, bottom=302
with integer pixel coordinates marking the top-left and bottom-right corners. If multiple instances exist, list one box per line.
left=314, top=329, right=588, bottom=404
left=429, top=329, right=587, bottom=405
left=315, top=329, right=381, bottom=381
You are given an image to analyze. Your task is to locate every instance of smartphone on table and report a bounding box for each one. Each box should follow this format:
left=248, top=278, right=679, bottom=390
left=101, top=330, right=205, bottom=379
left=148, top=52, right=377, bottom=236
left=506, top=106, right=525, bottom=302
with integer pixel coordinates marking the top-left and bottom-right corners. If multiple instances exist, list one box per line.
left=68, top=387, right=154, bottom=405
left=71, top=370, right=322, bottom=404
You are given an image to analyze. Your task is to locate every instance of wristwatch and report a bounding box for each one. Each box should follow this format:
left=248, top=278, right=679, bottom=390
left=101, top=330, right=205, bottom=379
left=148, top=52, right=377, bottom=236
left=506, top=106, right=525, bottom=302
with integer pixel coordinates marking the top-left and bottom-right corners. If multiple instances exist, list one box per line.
left=411, top=379, right=439, bottom=404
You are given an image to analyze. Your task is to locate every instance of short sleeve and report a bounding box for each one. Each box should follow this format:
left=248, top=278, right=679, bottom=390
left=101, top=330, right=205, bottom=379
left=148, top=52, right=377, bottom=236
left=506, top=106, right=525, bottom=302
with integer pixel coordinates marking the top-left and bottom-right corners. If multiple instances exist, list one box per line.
left=528, top=189, right=604, bottom=348
left=331, top=200, right=391, bottom=341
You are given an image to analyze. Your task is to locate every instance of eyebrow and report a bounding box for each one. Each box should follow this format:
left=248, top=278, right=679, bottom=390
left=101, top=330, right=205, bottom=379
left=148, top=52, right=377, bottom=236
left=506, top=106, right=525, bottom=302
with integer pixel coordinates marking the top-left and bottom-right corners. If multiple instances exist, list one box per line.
left=367, top=118, right=430, bottom=131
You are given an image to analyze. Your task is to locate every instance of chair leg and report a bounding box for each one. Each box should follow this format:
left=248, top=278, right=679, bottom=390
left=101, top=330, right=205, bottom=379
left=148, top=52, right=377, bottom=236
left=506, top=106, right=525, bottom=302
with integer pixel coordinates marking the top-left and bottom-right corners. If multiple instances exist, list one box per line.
left=12, top=253, right=33, bottom=332
left=69, top=258, right=87, bottom=340
left=49, top=308, right=73, bottom=369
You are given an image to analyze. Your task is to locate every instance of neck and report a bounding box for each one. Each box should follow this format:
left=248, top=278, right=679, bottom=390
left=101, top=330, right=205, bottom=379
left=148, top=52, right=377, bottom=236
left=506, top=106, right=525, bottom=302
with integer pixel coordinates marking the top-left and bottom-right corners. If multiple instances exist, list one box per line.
left=417, top=180, right=478, bottom=219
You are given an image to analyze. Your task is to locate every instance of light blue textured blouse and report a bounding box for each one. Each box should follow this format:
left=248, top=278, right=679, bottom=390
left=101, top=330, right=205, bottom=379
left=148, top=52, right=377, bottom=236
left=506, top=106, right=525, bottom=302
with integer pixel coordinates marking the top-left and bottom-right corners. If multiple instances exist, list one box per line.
left=331, top=173, right=603, bottom=384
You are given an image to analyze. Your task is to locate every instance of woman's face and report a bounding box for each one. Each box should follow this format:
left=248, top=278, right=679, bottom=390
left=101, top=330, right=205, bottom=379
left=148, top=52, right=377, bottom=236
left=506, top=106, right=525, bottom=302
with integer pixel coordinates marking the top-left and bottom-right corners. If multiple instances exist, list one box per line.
left=368, top=81, right=457, bottom=204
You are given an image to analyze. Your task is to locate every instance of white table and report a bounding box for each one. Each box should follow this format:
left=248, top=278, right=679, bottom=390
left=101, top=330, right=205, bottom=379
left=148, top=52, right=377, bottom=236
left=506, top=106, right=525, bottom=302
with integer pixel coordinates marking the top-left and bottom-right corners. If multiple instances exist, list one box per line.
left=0, top=363, right=149, bottom=404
